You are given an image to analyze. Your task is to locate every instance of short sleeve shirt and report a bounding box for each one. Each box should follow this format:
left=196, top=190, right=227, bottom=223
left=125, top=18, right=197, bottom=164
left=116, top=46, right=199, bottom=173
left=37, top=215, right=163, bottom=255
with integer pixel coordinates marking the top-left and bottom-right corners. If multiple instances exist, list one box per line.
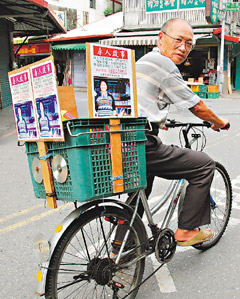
left=136, top=47, right=200, bottom=124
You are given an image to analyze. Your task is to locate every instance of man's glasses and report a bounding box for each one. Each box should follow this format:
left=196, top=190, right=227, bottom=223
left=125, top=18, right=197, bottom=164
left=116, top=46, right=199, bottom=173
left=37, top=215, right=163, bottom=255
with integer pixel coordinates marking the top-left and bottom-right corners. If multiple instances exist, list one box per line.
left=162, top=32, right=194, bottom=51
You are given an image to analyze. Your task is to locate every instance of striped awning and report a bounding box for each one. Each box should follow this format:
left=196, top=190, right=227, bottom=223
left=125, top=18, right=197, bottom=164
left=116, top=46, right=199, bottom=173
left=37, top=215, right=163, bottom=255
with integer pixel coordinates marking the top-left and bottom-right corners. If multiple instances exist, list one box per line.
left=52, top=43, right=86, bottom=50
left=99, top=36, right=159, bottom=46
left=99, top=34, right=215, bottom=47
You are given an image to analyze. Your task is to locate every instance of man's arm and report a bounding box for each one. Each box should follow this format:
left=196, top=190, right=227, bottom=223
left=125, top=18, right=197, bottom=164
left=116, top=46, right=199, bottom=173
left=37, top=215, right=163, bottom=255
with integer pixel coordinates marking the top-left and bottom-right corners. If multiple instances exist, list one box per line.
left=189, top=100, right=229, bottom=130
left=189, top=100, right=229, bottom=131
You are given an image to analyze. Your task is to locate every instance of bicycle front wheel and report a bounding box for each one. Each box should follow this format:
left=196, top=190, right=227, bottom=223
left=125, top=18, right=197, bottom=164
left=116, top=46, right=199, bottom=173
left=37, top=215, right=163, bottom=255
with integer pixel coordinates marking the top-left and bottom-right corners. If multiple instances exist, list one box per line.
left=194, top=161, right=232, bottom=250
left=45, top=205, right=146, bottom=299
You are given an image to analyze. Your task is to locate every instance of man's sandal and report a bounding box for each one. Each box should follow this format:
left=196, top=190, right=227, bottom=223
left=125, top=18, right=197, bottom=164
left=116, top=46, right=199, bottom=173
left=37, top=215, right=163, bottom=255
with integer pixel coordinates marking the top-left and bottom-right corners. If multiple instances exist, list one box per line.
left=176, top=228, right=214, bottom=247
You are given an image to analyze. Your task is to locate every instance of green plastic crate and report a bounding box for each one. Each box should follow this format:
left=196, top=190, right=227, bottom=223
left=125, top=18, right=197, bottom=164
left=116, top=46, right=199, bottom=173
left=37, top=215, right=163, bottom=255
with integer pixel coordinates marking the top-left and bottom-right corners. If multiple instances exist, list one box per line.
left=199, top=92, right=207, bottom=98
left=25, top=118, right=147, bottom=203
left=199, top=85, right=208, bottom=92
left=207, top=92, right=220, bottom=99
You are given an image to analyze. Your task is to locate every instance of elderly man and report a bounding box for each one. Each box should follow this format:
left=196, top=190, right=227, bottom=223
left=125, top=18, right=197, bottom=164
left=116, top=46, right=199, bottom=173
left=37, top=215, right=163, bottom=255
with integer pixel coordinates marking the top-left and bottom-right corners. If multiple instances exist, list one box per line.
left=135, top=18, right=229, bottom=246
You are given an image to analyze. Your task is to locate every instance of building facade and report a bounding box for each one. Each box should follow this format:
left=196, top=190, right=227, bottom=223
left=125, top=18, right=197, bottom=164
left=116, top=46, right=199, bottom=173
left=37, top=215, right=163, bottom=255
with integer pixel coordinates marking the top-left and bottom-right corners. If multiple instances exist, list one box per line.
left=46, top=0, right=122, bottom=28
left=0, top=0, right=65, bottom=109
left=101, top=0, right=240, bottom=93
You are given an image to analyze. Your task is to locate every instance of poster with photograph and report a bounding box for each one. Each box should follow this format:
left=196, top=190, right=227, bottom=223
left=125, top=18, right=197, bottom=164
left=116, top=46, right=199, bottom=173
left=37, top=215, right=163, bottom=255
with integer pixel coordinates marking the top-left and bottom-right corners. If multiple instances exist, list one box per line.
left=8, top=69, right=39, bottom=141
left=86, top=43, right=138, bottom=118
left=30, top=57, right=64, bottom=141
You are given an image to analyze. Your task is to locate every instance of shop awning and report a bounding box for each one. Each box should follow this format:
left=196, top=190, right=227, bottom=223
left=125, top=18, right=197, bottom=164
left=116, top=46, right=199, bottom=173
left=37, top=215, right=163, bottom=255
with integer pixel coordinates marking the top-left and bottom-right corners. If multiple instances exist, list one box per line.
left=52, top=43, right=86, bottom=51
left=0, top=0, right=66, bottom=37
left=99, top=34, right=215, bottom=47
left=213, top=29, right=240, bottom=44
left=220, top=34, right=240, bottom=43
left=100, top=35, right=159, bottom=46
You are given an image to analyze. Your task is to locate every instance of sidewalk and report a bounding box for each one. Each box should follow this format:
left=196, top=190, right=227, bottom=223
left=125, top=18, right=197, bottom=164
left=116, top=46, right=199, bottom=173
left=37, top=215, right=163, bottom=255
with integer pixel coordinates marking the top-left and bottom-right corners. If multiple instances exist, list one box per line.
left=0, top=106, right=15, bottom=138
left=220, top=89, right=240, bottom=100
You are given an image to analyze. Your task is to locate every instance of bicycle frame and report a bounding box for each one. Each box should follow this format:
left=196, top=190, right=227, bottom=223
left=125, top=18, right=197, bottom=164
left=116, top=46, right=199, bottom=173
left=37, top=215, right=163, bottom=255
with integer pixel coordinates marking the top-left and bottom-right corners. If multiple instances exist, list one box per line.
left=114, top=178, right=186, bottom=265
left=115, top=121, right=211, bottom=263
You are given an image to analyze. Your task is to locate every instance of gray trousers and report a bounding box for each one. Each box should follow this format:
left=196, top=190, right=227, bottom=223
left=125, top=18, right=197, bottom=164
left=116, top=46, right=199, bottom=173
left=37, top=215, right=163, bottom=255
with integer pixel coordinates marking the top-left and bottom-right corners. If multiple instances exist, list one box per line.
left=145, top=134, right=215, bottom=230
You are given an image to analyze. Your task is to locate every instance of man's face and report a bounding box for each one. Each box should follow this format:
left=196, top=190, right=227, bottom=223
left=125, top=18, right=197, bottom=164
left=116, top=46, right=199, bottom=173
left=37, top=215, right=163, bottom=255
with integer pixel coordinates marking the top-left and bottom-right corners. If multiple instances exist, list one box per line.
left=158, top=20, right=193, bottom=65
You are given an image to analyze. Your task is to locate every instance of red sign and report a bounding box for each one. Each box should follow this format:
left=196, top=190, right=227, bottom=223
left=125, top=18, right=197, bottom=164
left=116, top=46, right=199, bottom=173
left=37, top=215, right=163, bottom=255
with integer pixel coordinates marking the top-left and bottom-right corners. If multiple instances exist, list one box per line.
left=14, top=44, right=50, bottom=55
left=93, top=45, right=128, bottom=59
left=31, top=62, right=52, bottom=78
left=10, top=71, right=29, bottom=86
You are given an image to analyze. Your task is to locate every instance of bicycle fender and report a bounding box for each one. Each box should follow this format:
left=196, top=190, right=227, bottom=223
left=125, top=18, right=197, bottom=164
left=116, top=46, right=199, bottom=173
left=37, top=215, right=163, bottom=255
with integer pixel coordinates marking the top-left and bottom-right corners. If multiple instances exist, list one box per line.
left=35, top=199, right=138, bottom=296
left=35, top=206, right=83, bottom=296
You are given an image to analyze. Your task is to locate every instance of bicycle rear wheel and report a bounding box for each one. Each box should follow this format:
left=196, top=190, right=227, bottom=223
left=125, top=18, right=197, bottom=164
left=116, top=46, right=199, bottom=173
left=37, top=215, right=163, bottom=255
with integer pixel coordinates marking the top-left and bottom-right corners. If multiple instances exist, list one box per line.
left=45, top=205, right=147, bottom=299
left=194, top=161, right=232, bottom=250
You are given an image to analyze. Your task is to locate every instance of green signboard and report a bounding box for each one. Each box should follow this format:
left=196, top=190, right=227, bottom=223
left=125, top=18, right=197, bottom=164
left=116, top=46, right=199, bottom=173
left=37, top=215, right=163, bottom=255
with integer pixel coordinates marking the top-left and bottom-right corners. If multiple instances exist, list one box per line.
left=179, top=0, right=206, bottom=10
left=146, top=0, right=177, bottom=13
left=225, top=2, right=240, bottom=12
left=146, top=0, right=206, bottom=13
left=210, top=0, right=219, bottom=24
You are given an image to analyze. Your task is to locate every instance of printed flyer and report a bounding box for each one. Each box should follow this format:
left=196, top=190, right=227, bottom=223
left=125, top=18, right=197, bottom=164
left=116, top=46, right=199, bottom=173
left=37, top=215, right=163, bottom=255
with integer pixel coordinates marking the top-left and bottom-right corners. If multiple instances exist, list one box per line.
left=30, top=57, right=64, bottom=140
left=8, top=69, right=39, bottom=141
left=86, top=43, right=138, bottom=118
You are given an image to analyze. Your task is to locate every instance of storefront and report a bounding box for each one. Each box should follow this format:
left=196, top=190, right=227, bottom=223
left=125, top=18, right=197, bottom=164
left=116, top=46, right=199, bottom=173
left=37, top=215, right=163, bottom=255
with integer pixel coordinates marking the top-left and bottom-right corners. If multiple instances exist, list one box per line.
left=232, top=43, right=240, bottom=90
left=179, top=36, right=219, bottom=84
left=0, top=19, right=13, bottom=109
left=52, top=43, right=87, bottom=88
left=0, top=0, right=66, bottom=109
left=13, top=43, right=51, bottom=66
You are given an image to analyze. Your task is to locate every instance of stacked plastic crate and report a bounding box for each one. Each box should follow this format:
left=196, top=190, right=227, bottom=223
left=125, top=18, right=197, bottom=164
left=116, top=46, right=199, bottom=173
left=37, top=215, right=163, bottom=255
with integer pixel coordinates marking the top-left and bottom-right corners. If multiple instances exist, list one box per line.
left=207, top=85, right=220, bottom=99
left=199, top=85, right=208, bottom=98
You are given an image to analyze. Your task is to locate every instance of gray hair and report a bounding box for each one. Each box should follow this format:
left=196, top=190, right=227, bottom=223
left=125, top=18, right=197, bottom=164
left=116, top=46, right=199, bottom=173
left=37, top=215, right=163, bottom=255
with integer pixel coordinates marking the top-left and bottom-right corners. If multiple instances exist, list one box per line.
left=161, top=18, right=193, bottom=33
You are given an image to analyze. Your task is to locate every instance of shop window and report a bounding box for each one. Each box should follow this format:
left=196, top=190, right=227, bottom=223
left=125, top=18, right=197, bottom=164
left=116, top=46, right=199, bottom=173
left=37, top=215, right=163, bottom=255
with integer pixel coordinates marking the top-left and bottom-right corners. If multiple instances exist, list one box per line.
left=90, top=0, right=96, bottom=9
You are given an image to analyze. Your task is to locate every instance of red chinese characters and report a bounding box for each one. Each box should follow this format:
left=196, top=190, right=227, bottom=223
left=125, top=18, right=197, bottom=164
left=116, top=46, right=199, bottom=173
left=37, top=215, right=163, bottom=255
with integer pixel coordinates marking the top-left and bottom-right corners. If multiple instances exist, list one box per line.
left=32, top=62, right=52, bottom=78
left=93, top=45, right=128, bottom=60
left=10, top=72, right=29, bottom=86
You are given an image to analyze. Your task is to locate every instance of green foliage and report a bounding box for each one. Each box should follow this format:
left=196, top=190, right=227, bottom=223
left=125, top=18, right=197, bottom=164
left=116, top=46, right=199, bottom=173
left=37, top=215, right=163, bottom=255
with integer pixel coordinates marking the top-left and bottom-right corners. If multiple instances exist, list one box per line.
left=104, top=8, right=113, bottom=16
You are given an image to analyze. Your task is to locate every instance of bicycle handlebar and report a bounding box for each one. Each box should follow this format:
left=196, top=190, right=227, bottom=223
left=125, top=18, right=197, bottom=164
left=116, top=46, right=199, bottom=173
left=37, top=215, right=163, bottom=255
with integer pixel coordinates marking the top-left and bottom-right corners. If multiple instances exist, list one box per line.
left=165, top=119, right=230, bottom=130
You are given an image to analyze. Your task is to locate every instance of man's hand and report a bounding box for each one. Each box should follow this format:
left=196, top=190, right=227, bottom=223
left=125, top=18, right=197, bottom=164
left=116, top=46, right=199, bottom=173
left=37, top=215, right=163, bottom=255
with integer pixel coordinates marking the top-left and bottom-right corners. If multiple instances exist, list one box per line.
left=161, top=125, right=168, bottom=131
left=211, top=118, right=230, bottom=131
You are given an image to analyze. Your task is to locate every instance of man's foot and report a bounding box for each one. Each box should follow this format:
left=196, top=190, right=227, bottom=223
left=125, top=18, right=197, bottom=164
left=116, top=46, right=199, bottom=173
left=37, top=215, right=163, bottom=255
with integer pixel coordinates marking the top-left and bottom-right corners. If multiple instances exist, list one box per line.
left=174, top=228, right=214, bottom=247
left=174, top=228, right=200, bottom=241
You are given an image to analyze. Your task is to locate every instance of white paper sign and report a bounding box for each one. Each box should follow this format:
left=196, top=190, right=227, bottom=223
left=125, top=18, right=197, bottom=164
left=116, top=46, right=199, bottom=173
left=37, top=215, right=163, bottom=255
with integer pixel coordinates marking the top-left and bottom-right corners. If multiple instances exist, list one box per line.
left=9, top=69, right=39, bottom=141
left=87, top=43, right=137, bottom=118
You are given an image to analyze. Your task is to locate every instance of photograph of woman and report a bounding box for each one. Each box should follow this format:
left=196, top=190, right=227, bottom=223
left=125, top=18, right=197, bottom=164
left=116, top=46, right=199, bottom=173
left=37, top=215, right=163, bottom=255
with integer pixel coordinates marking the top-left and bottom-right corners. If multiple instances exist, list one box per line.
left=95, top=80, right=117, bottom=117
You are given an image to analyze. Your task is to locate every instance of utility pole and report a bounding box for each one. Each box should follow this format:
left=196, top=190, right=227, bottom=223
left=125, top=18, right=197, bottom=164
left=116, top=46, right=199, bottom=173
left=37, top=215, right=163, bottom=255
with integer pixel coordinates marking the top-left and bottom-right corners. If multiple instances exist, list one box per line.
left=218, top=3, right=226, bottom=95
left=219, top=9, right=225, bottom=95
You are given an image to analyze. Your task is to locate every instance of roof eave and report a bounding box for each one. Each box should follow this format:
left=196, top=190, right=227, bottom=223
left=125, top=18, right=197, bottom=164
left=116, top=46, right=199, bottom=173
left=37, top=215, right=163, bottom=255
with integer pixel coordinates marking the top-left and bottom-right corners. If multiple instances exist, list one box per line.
left=46, top=33, right=114, bottom=43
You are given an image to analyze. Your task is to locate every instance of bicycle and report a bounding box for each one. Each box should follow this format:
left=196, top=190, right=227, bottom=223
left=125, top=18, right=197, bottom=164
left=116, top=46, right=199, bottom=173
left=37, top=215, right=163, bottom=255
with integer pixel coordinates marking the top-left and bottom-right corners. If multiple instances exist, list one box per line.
left=40, top=120, right=232, bottom=299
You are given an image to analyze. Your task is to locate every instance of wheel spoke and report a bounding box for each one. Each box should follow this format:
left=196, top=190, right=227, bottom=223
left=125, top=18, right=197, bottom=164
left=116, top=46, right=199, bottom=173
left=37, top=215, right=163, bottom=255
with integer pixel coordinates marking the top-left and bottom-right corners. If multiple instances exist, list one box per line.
left=45, top=206, right=146, bottom=298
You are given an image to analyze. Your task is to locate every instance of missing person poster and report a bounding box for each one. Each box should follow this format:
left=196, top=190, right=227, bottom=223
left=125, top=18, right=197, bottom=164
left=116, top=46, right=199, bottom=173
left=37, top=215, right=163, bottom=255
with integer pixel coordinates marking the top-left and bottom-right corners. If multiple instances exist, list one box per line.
left=9, top=69, right=39, bottom=141
left=29, top=57, right=64, bottom=141
left=8, top=56, right=64, bottom=141
left=86, top=43, right=138, bottom=118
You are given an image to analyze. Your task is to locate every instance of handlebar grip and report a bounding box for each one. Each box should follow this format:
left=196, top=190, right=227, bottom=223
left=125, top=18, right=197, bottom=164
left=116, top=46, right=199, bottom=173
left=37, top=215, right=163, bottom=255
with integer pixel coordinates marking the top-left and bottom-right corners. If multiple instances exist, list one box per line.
left=165, top=123, right=175, bottom=128
left=203, top=121, right=211, bottom=128
left=221, top=123, right=230, bottom=130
